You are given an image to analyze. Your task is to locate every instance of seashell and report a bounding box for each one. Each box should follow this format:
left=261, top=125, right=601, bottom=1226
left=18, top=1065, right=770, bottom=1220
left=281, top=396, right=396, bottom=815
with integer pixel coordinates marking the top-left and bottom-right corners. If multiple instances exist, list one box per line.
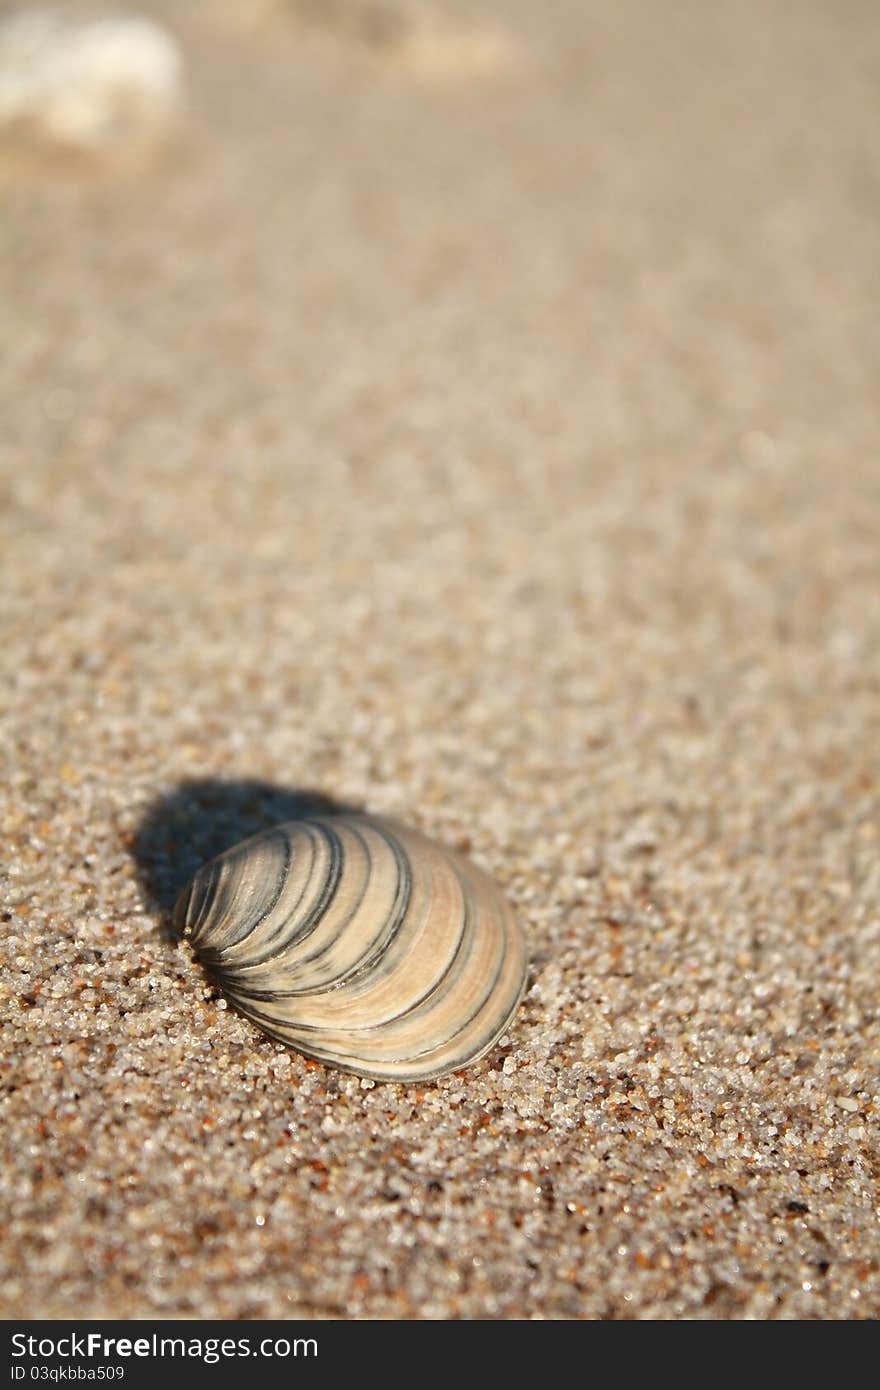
left=174, top=813, right=528, bottom=1083
left=0, top=9, right=183, bottom=154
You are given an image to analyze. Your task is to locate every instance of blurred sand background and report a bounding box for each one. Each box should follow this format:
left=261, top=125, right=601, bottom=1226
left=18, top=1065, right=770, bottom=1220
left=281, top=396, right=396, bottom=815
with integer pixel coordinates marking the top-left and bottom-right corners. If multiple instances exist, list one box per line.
left=1, top=0, right=879, bottom=1319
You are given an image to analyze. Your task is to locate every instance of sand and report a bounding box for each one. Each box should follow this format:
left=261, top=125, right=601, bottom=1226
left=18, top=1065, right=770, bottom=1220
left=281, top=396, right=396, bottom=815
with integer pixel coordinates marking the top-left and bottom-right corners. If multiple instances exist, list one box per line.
left=1, top=0, right=879, bottom=1319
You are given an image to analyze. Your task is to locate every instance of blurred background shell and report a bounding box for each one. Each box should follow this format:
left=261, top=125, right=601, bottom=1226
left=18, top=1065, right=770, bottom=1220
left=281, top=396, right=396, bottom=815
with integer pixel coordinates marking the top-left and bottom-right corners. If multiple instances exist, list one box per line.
left=174, top=814, right=529, bottom=1083
left=0, top=8, right=183, bottom=153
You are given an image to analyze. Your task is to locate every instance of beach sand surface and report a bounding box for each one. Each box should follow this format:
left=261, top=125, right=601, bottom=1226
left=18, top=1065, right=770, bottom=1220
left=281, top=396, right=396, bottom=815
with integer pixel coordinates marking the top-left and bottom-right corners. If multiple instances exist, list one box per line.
left=2, top=0, right=879, bottom=1318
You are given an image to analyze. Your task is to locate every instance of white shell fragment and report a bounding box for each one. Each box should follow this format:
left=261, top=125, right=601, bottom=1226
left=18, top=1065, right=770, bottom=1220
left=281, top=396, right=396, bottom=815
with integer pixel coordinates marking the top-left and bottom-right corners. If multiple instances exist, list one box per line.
left=174, top=814, right=529, bottom=1083
left=0, top=9, right=183, bottom=152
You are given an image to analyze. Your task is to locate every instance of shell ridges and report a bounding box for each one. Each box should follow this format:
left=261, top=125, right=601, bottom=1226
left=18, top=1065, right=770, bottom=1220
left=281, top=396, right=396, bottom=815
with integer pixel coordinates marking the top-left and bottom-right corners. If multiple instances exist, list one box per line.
left=174, top=813, right=529, bottom=1082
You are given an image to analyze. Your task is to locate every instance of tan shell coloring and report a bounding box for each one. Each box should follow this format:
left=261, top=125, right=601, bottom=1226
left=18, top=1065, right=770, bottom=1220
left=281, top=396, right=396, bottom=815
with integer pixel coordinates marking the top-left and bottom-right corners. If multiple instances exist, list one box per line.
left=173, top=814, right=529, bottom=1082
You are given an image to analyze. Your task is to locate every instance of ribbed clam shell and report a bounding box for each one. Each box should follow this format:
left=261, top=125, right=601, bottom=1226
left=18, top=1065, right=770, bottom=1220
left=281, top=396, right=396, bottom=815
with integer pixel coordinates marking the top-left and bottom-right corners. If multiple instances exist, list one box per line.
left=173, top=814, right=528, bottom=1083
